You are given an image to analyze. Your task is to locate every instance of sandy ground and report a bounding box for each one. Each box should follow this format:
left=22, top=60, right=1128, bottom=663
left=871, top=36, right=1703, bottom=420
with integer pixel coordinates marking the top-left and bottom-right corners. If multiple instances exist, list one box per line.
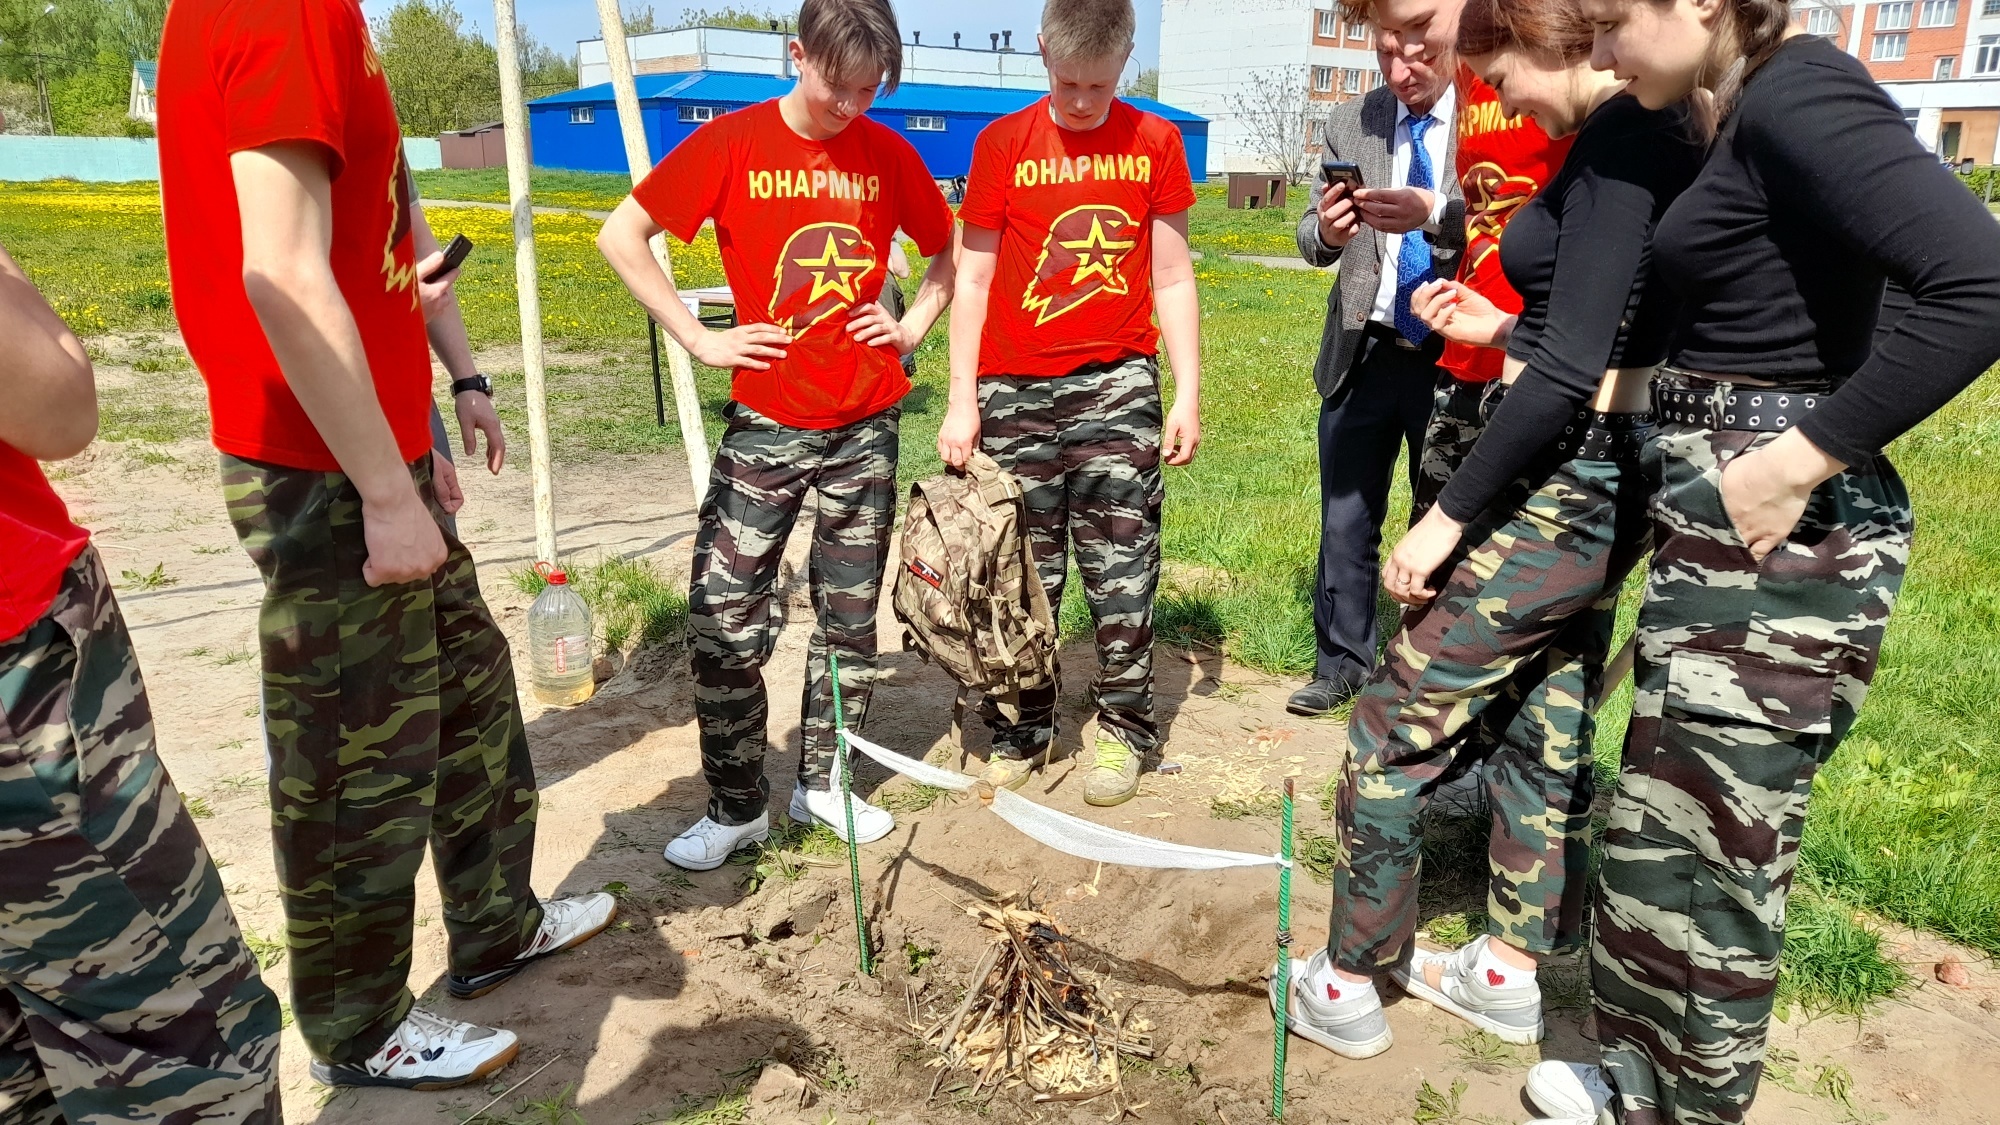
left=46, top=359, right=2000, bottom=1125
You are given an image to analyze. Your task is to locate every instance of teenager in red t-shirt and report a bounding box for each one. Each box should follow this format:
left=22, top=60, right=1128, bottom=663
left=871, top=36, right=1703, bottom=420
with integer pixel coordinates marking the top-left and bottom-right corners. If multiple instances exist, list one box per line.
left=598, top=0, right=956, bottom=870
left=0, top=243, right=283, bottom=1120
left=937, top=0, right=1201, bottom=808
left=158, top=0, right=613, bottom=1091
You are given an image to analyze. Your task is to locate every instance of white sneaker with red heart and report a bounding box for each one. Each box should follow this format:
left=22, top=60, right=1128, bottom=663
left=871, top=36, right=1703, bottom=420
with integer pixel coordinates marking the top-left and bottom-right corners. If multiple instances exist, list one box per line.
left=1390, top=934, right=1544, bottom=1044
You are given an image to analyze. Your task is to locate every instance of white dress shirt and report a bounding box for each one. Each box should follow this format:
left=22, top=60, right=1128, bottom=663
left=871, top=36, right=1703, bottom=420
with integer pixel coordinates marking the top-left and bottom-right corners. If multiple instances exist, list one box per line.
left=1368, top=85, right=1456, bottom=327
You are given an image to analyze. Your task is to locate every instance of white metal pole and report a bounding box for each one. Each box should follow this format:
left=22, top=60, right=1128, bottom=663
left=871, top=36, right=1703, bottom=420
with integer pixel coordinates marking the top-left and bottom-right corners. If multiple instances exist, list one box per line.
left=491, top=0, right=559, bottom=564
left=594, top=0, right=714, bottom=493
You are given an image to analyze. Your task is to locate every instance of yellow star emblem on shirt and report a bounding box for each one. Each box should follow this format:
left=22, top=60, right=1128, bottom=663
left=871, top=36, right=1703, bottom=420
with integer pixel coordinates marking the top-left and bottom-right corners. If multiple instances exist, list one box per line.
left=793, top=231, right=874, bottom=306
left=1058, top=214, right=1137, bottom=286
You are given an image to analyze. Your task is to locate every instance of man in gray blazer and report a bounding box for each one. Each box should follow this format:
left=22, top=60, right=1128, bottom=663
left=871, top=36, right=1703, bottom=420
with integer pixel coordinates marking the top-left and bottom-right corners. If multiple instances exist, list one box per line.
left=1287, top=41, right=1464, bottom=716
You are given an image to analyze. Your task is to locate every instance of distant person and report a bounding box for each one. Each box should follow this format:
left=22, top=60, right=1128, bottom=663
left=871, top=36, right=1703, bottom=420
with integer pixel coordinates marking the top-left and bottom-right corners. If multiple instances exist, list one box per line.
left=0, top=240, right=281, bottom=1121
left=1286, top=21, right=1465, bottom=719
left=1273, top=0, right=1701, bottom=1062
left=156, top=0, right=614, bottom=1091
left=937, top=0, right=1202, bottom=807
left=597, top=0, right=957, bottom=870
left=1512, top=3, right=2000, bottom=1124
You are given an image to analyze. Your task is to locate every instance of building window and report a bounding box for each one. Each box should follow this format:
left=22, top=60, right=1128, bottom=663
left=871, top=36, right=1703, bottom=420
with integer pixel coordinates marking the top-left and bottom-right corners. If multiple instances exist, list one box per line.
left=1342, top=68, right=1361, bottom=93
left=569, top=106, right=594, bottom=124
left=1873, top=30, right=1908, bottom=56
left=1316, top=8, right=1338, bottom=36
left=678, top=104, right=720, bottom=122
left=1938, top=54, right=1958, bottom=76
left=1312, top=65, right=1334, bottom=92
left=1347, top=18, right=1367, bottom=37
left=1804, top=6, right=1841, bottom=35
left=1878, top=1, right=1913, bottom=27
left=1920, top=0, right=1958, bottom=25
left=905, top=114, right=946, bottom=132
left=1978, top=33, right=2000, bottom=70
left=1986, top=0, right=2000, bottom=17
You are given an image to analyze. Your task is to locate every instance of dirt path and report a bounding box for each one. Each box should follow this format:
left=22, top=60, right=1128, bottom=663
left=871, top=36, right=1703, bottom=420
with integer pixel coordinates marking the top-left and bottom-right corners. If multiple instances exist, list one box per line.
left=48, top=354, right=2000, bottom=1125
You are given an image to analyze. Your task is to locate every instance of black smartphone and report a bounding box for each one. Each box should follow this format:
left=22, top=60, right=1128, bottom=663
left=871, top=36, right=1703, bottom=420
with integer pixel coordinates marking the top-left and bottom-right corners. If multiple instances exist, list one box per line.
left=423, top=233, right=473, bottom=283
left=1321, top=157, right=1364, bottom=193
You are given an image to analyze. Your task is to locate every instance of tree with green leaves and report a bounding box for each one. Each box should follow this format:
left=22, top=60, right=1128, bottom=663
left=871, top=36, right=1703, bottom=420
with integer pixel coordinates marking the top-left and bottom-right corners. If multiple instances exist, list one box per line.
left=1122, top=67, right=1158, bottom=100
left=371, top=0, right=501, bottom=136
left=678, top=6, right=796, bottom=31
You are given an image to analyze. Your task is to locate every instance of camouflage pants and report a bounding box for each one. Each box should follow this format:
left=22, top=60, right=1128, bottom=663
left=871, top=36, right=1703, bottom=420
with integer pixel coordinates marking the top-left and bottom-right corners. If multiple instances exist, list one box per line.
left=978, top=356, right=1165, bottom=757
left=1592, top=422, right=1911, bottom=1125
left=689, top=402, right=899, bottom=825
left=1412, top=376, right=1508, bottom=523
left=1331, top=434, right=1651, bottom=971
left=222, top=454, right=542, bottom=1066
left=0, top=549, right=281, bottom=1124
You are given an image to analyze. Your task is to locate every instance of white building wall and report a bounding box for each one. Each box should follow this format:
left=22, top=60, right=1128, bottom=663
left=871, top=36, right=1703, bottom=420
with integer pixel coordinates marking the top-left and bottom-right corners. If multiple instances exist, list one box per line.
left=1160, top=0, right=1315, bottom=174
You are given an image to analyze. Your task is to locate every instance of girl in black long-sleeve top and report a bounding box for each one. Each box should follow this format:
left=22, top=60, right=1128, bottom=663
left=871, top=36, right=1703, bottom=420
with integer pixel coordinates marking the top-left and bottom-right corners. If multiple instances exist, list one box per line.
left=1270, top=0, right=1704, bottom=1067
left=1511, top=9, right=2000, bottom=1125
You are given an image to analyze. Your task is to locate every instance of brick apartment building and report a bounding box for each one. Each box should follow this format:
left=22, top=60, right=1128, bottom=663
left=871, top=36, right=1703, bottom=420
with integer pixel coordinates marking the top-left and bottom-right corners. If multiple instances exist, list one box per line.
left=1796, top=0, right=2000, bottom=161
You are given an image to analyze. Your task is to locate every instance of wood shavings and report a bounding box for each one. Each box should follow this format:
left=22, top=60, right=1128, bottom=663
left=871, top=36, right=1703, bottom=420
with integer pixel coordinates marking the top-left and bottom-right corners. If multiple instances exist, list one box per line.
left=926, top=896, right=1153, bottom=1112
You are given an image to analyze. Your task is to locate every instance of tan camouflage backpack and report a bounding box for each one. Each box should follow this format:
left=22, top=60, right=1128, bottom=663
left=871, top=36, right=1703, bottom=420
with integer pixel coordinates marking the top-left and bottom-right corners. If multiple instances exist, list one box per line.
left=892, top=452, right=1058, bottom=759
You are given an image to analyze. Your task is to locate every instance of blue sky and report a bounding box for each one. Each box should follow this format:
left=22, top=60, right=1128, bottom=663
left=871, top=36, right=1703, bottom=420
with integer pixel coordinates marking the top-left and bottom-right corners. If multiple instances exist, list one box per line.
left=372, top=0, right=1163, bottom=73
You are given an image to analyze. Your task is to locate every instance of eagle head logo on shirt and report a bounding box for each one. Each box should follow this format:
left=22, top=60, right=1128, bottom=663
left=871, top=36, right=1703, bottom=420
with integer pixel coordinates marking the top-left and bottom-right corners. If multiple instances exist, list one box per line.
left=770, top=222, right=878, bottom=334
left=1021, top=204, right=1138, bottom=327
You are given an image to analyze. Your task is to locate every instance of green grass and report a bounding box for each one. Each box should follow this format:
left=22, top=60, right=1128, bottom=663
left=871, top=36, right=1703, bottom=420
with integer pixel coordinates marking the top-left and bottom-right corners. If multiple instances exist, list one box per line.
left=1186, top=181, right=1307, bottom=258
left=510, top=554, right=689, bottom=653
left=412, top=166, right=631, bottom=213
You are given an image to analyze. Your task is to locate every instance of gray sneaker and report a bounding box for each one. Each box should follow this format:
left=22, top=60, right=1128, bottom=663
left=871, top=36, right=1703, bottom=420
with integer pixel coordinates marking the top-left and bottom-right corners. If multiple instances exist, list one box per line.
left=1524, top=1059, right=1614, bottom=1124
left=1268, top=950, right=1393, bottom=1060
left=979, top=746, right=1050, bottom=791
left=1081, top=733, right=1142, bottom=807
left=1390, top=935, right=1544, bottom=1045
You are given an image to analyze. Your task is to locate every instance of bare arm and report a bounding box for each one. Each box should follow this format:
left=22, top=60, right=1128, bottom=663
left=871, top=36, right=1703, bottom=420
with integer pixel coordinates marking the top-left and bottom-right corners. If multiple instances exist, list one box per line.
left=232, top=142, right=443, bottom=585
left=410, top=203, right=505, bottom=473
left=1152, top=211, right=1201, bottom=467
left=597, top=196, right=790, bottom=371
left=936, top=224, right=998, bottom=470
left=0, top=243, right=97, bottom=460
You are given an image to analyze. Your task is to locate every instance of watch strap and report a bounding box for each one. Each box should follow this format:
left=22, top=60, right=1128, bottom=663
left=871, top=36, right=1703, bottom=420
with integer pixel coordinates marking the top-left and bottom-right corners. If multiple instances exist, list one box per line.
left=451, top=375, right=492, bottom=396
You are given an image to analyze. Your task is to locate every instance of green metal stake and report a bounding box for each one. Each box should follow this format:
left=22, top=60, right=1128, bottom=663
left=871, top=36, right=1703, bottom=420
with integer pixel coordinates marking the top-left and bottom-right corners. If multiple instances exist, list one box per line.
left=829, top=649, right=874, bottom=976
left=1272, top=777, right=1295, bottom=1119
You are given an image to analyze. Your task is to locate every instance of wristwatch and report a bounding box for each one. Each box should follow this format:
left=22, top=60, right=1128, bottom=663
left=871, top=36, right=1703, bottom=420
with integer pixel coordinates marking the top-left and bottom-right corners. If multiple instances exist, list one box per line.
left=451, top=374, right=492, bottom=397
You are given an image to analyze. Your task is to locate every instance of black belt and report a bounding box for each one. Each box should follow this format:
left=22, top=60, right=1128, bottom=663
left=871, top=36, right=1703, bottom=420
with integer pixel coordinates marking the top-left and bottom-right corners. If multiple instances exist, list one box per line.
left=1553, top=411, right=1653, bottom=463
left=1363, top=321, right=1419, bottom=350
left=1653, top=369, right=1829, bottom=432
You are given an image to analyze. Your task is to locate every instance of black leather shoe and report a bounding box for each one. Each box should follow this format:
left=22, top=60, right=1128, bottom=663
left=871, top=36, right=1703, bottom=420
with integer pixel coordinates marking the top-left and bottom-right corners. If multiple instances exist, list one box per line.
left=1286, top=677, right=1355, bottom=716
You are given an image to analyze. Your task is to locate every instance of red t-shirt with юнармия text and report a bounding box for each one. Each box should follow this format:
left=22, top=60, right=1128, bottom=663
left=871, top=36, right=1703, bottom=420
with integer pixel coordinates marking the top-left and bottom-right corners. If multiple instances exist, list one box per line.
left=1445, top=70, right=1573, bottom=384
left=157, top=0, right=434, bottom=471
left=633, top=100, right=955, bottom=430
left=958, top=99, right=1198, bottom=379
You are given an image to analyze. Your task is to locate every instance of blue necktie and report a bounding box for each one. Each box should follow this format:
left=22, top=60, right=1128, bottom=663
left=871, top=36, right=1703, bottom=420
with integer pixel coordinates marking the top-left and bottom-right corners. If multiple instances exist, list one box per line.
left=1394, top=113, right=1439, bottom=346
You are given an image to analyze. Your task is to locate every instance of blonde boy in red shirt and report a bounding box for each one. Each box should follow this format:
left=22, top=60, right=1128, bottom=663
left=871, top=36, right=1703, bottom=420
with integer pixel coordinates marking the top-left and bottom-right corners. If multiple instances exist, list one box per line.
left=937, top=0, right=1202, bottom=808
left=599, top=0, right=956, bottom=869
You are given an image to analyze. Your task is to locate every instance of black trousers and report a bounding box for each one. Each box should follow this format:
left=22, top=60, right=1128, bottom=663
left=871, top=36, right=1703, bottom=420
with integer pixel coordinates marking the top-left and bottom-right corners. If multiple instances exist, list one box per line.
left=1311, top=331, right=1447, bottom=688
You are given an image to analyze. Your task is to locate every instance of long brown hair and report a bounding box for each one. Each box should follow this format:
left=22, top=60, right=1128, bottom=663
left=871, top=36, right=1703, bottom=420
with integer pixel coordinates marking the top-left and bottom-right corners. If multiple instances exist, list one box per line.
left=1457, top=0, right=1595, bottom=61
left=1700, top=0, right=1792, bottom=125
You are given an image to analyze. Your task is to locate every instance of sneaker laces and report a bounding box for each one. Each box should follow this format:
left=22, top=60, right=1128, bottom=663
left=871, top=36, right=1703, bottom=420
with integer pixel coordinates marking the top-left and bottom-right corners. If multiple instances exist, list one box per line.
left=682, top=818, right=734, bottom=845
left=392, top=1008, right=469, bottom=1055
left=1093, top=738, right=1132, bottom=772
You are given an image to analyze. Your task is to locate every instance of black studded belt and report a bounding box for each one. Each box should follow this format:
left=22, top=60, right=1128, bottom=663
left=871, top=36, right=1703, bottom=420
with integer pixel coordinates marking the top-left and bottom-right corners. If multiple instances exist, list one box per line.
left=1653, top=369, right=1829, bottom=432
left=1553, top=410, right=1653, bottom=462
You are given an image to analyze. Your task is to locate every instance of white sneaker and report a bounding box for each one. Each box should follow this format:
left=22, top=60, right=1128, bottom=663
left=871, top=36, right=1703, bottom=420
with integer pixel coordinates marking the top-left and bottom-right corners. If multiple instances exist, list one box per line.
left=447, top=892, right=620, bottom=998
left=1267, top=950, right=1394, bottom=1060
left=664, top=813, right=770, bottom=871
left=1524, top=1060, right=1614, bottom=1124
left=789, top=785, right=894, bottom=844
left=309, top=1007, right=518, bottom=1090
left=1390, top=935, right=1545, bottom=1044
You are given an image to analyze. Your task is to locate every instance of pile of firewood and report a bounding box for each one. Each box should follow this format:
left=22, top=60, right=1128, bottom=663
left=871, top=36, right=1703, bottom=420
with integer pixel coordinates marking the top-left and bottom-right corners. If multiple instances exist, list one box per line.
left=921, top=896, right=1154, bottom=1109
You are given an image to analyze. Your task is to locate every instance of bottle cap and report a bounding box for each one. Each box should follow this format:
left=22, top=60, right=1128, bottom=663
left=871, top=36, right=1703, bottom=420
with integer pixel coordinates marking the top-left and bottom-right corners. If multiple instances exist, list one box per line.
left=534, top=560, right=569, bottom=586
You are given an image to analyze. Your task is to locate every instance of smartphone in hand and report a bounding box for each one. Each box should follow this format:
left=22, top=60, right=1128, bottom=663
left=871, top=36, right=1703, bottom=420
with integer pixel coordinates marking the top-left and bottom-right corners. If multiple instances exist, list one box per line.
left=423, top=234, right=474, bottom=284
left=1321, top=157, right=1364, bottom=193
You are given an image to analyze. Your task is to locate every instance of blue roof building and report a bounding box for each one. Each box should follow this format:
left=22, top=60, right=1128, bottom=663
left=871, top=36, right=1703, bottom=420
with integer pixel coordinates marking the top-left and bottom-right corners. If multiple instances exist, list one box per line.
left=527, top=71, right=1209, bottom=182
